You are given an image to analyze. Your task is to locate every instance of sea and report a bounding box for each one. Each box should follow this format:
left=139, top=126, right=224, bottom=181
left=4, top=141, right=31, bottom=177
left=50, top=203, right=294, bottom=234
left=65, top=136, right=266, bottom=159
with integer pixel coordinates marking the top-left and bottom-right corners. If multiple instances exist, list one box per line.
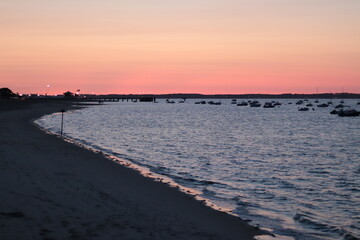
left=35, top=98, right=360, bottom=240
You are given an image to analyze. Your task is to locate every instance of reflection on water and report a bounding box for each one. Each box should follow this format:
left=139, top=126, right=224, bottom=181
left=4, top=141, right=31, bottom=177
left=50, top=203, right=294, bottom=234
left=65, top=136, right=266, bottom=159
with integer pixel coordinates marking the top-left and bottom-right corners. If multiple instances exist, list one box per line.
left=36, top=99, right=360, bottom=240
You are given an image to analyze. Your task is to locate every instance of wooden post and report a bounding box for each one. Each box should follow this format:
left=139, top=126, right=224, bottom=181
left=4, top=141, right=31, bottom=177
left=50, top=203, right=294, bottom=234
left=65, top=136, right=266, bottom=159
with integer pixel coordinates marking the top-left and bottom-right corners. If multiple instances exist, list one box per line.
left=60, top=109, right=65, bottom=136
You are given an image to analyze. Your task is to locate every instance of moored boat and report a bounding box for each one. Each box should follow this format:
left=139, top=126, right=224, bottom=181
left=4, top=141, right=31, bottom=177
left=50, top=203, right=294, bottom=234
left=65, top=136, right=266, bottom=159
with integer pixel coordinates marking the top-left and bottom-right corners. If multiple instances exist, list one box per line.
left=250, top=102, right=261, bottom=107
left=317, top=103, right=329, bottom=107
left=263, top=102, right=275, bottom=108
left=237, top=101, right=248, bottom=106
left=338, top=109, right=360, bottom=117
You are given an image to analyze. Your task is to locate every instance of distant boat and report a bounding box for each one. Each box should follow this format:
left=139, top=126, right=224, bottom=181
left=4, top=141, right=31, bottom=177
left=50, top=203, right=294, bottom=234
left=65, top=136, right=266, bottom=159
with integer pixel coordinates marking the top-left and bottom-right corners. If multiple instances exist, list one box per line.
left=250, top=102, right=261, bottom=107
left=295, top=100, right=303, bottom=105
left=306, top=103, right=313, bottom=107
left=338, top=109, right=360, bottom=117
left=274, top=102, right=282, bottom=106
left=231, top=99, right=237, bottom=104
left=317, top=103, right=329, bottom=107
left=298, top=107, right=309, bottom=111
left=208, top=101, right=222, bottom=105
left=330, top=109, right=339, bottom=114
left=237, top=101, right=248, bottom=106
left=166, top=99, right=175, bottom=104
left=334, top=104, right=348, bottom=109
left=263, top=102, right=275, bottom=108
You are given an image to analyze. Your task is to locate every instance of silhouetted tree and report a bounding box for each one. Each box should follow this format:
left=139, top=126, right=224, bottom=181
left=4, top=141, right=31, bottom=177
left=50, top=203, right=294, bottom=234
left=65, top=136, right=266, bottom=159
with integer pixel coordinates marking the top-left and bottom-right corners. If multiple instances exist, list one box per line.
left=0, top=88, right=16, bottom=99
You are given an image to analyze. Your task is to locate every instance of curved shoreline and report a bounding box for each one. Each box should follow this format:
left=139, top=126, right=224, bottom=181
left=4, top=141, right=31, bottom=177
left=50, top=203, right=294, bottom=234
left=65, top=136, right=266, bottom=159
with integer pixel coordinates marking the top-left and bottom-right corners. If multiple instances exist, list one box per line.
left=34, top=110, right=232, bottom=215
left=0, top=101, right=269, bottom=240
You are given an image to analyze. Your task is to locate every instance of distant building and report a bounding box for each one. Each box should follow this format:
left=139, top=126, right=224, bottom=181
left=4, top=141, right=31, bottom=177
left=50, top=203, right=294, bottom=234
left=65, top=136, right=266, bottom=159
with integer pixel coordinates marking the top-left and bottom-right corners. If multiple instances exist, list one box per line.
left=63, top=91, right=74, bottom=97
left=139, top=97, right=155, bottom=102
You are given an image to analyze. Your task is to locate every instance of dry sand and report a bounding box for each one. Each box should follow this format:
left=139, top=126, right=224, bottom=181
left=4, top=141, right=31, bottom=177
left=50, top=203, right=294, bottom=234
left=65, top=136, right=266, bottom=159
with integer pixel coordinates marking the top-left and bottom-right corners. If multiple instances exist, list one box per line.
left=0, top=101, right=269, bottom=240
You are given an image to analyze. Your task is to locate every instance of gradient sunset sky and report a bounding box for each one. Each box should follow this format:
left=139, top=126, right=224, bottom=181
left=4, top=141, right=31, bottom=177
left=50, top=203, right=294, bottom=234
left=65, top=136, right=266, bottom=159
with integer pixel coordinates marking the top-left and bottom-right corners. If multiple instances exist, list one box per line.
left=1, top=0, right=359, bottom=94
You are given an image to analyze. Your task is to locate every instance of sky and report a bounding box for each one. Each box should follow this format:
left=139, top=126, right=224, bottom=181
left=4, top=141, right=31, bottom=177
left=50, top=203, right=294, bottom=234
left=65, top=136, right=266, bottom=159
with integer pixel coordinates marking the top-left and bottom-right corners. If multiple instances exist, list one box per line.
left=1, top=0, right=359, bottom=94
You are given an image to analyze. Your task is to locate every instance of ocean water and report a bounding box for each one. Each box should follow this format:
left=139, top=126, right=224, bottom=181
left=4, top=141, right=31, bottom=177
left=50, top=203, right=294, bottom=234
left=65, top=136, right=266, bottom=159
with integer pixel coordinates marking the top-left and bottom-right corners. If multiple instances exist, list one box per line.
left=35, top=99, right=360, bottom=240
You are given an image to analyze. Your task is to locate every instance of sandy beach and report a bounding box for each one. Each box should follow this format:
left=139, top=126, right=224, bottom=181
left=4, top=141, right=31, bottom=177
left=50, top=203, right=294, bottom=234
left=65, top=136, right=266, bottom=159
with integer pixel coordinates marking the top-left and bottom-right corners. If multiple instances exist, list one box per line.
left=0, top=101, right=268, bottom=240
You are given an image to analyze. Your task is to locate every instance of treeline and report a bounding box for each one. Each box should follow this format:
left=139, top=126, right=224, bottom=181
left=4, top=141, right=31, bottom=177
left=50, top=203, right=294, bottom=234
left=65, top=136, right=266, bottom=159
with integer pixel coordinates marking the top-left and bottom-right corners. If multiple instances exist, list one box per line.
left=90, top=93, right=360, bottom=99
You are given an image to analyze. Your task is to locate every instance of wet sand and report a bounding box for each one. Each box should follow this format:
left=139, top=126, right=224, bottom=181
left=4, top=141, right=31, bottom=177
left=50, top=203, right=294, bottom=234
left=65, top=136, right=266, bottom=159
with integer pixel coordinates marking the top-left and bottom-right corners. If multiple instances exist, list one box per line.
left=0, top=101, right=268, bottom=240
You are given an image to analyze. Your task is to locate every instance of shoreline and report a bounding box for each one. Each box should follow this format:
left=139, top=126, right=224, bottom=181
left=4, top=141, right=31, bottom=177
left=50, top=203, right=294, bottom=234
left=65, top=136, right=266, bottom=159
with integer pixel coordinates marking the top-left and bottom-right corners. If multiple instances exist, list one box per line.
left=0, top=101, right=269, bottom=240
left=34, top=108, right=239, bottom=217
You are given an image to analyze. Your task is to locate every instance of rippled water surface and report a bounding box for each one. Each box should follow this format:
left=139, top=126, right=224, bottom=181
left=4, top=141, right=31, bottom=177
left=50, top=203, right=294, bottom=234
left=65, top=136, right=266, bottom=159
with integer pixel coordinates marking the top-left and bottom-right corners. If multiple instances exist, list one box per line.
left=36, top=99, right=360, bottom=240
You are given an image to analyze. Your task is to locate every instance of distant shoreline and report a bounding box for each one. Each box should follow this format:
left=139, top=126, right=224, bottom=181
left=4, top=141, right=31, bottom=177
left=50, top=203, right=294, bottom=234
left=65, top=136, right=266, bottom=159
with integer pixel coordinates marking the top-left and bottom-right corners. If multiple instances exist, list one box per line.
left=13, top=92, right=360, bottom=100
left=112, top=93, right=360, bottom=99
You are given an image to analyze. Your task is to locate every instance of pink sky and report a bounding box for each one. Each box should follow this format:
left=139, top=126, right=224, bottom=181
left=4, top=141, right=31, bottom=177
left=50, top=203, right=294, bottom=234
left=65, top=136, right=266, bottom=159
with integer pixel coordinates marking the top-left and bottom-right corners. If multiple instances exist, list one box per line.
left=1, top=0, right=359, bottom=94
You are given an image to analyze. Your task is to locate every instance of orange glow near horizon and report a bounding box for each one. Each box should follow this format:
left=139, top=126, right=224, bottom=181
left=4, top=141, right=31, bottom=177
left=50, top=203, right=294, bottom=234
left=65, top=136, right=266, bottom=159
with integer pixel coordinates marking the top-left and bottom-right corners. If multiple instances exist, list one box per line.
left=1, top=1, right=359, bottom=94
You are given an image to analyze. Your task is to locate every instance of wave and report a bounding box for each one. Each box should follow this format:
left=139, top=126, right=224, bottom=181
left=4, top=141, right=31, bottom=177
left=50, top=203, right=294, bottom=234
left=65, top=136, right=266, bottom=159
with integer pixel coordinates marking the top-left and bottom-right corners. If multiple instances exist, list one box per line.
left=294, top=213, right=359, bottom=240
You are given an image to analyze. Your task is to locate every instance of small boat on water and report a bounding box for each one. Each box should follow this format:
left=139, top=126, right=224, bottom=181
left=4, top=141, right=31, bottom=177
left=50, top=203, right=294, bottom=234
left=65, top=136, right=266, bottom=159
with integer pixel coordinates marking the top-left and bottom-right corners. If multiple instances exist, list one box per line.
left=177, top=98, right=186, bottom=104
left=195, top=100, right=206, bottom=104
left=231, top=99, right=237, bottom=104
left=334, top=104, right=350, bottom=108
left=208, top=101, right=222, bottom=105
left=317, top=103, right=329, bottom=107
left=250, top=102, right=261, bottom=107
left=263, top=102, right=275, bottom=108
left=237, top=101, right=248, bottom=106
left=338, top=109, right=360, bottom=117
left=295, top=100, right=303, bottom=105
left=166, top=99, right=175, bottom=104
left=306, top=103, right=313, bottom=107
left=330, top=109, right=340, bottom=114
left=298, top=107, right=309, bottom=111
